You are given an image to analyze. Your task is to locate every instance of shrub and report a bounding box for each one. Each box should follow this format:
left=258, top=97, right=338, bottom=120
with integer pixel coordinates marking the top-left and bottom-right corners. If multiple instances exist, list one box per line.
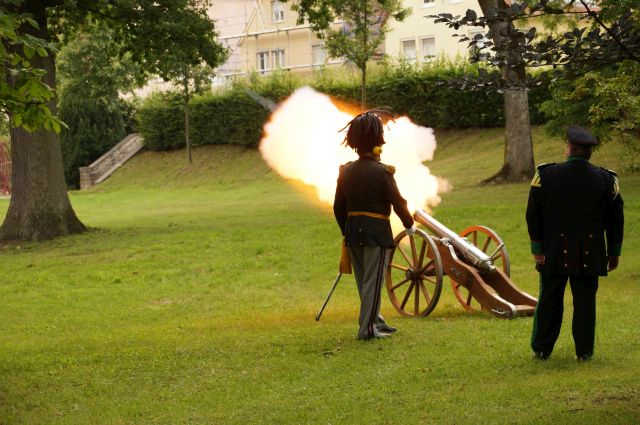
left=59, top=93, right=127, bottom=188
left=56, top=22, right=140, bottom=188
left=137, top=60, right=552, bottom=151
left=540, top=61, right=640, bottom=171
left=137, top=89, right=269, bottom=151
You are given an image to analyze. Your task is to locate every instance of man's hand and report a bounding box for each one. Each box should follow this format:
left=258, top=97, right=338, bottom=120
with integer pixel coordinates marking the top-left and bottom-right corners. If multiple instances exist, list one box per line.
left=405, top=225, right=417, bottom=236
left=608, top=256, right=619, bottom=271
left=533, top=254, right=545, bottom=272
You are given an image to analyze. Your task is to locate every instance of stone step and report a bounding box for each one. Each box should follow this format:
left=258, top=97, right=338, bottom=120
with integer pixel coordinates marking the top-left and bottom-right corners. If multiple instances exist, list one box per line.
left=79, top=133, right=144, bottom=190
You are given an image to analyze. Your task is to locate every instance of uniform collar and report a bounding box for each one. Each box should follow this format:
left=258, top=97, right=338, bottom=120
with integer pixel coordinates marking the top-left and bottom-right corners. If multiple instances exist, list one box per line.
left=359, top=153, right=381, bottom=161
left=566, top=155, right=589, bottom=162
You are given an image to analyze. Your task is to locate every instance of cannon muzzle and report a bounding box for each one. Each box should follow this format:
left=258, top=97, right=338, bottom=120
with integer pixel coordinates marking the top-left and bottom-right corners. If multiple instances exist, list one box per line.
left=414, top=209, right=497, bottom=274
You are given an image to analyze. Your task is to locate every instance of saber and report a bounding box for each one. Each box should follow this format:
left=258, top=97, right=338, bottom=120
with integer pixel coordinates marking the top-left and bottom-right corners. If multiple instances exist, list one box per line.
left=315, top=273, right=343, bottom=321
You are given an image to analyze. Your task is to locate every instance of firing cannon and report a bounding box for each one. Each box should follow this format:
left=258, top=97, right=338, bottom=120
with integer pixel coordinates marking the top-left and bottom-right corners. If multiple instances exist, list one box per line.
left=385, top=209, right=537, bottom=319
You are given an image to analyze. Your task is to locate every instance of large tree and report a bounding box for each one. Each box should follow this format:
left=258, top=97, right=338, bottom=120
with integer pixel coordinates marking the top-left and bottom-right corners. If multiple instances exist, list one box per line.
left=431, top=0, right=640, bottom=182
left=0, top=0, right=227, bottom=241
left=291, top=0, right=411, bottom=108
left=434, top=0, right=535, bottom=183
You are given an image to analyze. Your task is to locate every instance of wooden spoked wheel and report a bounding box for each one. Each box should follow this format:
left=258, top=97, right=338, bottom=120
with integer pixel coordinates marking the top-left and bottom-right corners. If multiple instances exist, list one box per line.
left=449, top=225, right=511, bottom=312
left=386, top=229, right=443, bottom=318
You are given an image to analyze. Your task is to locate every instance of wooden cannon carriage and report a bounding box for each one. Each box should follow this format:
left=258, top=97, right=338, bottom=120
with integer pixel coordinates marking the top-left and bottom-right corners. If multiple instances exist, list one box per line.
left=386, top=209, right=537, bottom=319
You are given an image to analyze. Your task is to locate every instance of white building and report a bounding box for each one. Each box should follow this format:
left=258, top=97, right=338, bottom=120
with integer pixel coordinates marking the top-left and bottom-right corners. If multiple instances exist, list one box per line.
left=209, top=0, right=485, bottom=80
left=386, top=0, right=484, bottom=63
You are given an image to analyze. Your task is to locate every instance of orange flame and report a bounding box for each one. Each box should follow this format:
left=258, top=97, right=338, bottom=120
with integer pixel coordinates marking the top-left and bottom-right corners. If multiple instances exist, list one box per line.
left=259, top=87, right=445, bottom=233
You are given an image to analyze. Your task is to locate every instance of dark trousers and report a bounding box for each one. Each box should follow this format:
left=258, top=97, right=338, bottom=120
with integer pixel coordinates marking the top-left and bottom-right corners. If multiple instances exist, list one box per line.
left=531, top=273, right=599, bottom=358
left=349, top=246, right=390, bottom=339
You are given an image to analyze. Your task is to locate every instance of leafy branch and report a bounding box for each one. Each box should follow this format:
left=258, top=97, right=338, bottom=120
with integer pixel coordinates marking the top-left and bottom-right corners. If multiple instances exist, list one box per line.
left=1, top=6, right=64, bottom=132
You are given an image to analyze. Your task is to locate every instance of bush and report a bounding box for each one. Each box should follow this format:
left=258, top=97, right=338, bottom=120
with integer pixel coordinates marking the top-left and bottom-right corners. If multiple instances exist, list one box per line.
left=315, top=59, right=551, bottom=128
left=137, top=89, right=270, bottom=151
left=137, top=61, right=552, bottom=151
left=59, top=94, right=127, bottom=188
left=56, top=22, right=141, bottom=188
left=540, top=61, right=640, bottom=171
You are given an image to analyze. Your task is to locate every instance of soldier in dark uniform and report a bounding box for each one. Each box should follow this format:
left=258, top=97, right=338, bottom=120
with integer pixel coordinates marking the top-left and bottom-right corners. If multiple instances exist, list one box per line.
left=526, top=125, right=624, bottom=361
left=334, top=110, right=415, bottom=340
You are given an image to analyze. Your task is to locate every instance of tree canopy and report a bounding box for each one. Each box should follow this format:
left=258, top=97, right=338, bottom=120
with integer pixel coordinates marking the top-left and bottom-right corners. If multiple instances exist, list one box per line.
left=2, top=0, right=227, bottom=133
left=0, top=3, right=60, bottom=132
left=291, top=0, right=411, bottom=106
left=430, top=0, right=640, bottom=90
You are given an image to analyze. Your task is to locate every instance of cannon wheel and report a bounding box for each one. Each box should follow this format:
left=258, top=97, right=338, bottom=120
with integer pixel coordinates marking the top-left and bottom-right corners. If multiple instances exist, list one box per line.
left=449, top=225, right=511, bottom=312
left=386, top=229, right=444, bottom=318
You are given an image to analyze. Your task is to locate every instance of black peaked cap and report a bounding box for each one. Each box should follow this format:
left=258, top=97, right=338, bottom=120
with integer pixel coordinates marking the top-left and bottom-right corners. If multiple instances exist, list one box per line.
left=566, top=125, right=599, bottom=146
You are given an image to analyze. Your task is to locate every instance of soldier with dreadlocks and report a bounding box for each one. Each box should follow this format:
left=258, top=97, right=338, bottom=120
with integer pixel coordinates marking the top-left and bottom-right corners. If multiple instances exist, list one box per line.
left=333, top=109, right=415, bottom=340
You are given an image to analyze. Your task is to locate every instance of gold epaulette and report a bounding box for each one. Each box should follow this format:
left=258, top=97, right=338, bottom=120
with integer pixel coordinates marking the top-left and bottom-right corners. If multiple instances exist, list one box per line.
left=530, top=170, right=541, bottom=188
left=383, top=164, right=396, bottom=174
left=531, top=163, right=554, bottom=188
left=602, top=168, right=620, bottom=198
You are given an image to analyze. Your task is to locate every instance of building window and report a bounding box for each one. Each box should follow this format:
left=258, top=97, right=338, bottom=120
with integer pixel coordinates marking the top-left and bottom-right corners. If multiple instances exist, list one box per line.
left=468, top=29, right=485, bottom=57
left=271, top=49, right=285, bottom=69
left=401, top=39, right=416, bottom=62
left=420, top=37, right=436, bottom=61
left=272, top=1, right=285, bottom=23
left=312, top=45, right=326, bottom=66
left=257, top=51, right=269, bottom=74
left=421, top=0, right=436, bottom=7
left=447, top=0, right=463, bottom=4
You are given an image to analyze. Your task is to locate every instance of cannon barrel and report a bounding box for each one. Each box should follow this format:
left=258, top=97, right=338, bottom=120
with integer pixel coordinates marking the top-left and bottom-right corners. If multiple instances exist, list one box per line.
left=414, top=209, right=497, bottom=274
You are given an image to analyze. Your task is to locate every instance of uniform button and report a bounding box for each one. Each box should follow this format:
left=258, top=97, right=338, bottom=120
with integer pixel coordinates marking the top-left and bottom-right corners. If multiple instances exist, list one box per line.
left=560, top=233, right=564, bottom=237
left=563, top=250, right=567, bottom=254
left=583, top=264, right=588, bottom=268
left=564, top=263, right=568, bottom=267
left=585, top=251, right=589, bottom=255
left=589, top=234, right=593, bottom=238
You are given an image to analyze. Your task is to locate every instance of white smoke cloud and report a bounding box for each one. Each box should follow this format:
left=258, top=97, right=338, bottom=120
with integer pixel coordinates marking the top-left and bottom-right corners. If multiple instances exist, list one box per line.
left=259, top=86, right=442, bottom=232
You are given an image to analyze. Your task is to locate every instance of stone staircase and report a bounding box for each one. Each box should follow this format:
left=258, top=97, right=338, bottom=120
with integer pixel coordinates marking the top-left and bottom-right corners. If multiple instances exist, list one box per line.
left=79, top=133, right=144, bottom=190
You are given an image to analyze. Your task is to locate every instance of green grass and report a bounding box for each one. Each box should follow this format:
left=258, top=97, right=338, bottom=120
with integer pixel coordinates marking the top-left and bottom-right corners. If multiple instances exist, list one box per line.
left=1, top=129, right=638, bottom=424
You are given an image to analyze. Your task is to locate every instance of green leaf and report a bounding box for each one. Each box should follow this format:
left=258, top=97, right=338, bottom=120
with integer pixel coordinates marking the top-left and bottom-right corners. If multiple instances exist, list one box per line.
left=23, top=44, right=36, bottom=59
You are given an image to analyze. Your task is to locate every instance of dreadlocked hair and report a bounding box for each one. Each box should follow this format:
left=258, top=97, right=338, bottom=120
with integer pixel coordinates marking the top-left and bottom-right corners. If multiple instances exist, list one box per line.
left=340, top=108, right=395, bottom=155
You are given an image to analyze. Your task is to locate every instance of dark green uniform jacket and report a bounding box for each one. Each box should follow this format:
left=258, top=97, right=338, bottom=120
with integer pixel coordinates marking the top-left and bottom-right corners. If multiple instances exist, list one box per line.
left=526, top=157, right=624, bottom=276
left=334, top=156, right=414, bottom=248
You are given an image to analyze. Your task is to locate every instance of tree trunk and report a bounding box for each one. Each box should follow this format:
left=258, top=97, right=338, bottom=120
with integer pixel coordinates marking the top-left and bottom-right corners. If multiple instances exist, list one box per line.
left=483, top=88, right=535, bottom=183
left=478, top=0, right=535, bottom=184
left=504, top=88, right=534, bottom=178
left=360, top=64, right=367, bottom=109
left=0, top=2, right=86, bottom=241
left=183, top=75, right=192, bottom=164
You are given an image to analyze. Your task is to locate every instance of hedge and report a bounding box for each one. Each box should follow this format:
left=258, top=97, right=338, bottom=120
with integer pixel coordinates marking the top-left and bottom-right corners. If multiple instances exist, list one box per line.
left=137, top=64, right=551, bottom=151
left=59, top=94, right=128, bottom=188
left=138, top=90, right=270, bottom=151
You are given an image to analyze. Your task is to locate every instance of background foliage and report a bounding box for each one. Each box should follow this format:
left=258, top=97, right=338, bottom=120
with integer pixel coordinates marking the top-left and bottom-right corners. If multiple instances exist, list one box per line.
left=137, top=61, right=552, bottom=151
left=137, top=89, right=269, bottom=150
left=540, top=61, right=640, bottom=171
left=57, top=23, right=140, bottom=188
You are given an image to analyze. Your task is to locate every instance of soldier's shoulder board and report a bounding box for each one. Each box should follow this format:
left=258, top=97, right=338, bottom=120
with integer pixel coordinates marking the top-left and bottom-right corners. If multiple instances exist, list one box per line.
left=382, top=163, right=396, bottom=174
left=601, top=167, right=620, bottom=198
left=530, top=163, right=554, bottom=188
left=339, top=161, right=353, bottom=171
left=536, top=162, right=555, bottom=170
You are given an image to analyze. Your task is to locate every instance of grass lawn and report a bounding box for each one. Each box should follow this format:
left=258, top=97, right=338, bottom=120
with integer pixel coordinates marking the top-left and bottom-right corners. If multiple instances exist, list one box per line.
left=0, top=127, right=638, bottom=424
